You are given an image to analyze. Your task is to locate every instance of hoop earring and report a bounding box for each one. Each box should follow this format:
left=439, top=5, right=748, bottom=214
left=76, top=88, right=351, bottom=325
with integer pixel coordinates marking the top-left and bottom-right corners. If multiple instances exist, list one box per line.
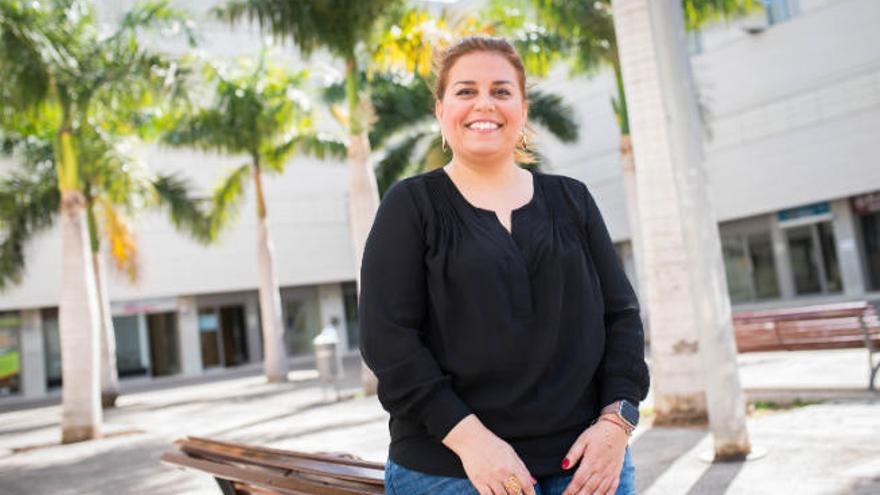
left=520, top=129, right=528, bottom=148
left=441, top=133, right=448, bottom=152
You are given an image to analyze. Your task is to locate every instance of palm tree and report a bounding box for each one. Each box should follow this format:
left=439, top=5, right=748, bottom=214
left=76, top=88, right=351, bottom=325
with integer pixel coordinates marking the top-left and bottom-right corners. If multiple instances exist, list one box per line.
left=214, top=0, right=401, bottom=289
left=162, top=55, right=346, bottom=383
left=0, top=0, right=193, bottom=442
left=214, top=0, right=458, bottom=392
left=0, top=124, right=211, bottom=407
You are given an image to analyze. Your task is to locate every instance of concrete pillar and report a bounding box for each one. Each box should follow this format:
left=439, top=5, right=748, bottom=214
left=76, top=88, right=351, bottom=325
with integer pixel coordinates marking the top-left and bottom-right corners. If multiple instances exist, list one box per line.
left=770, top=215, right=797, bottom=300
left=317, top=283, right=348, bottom=349
left=176, top=296, right=202, bottom=376
left=244, top=294, right=263, bottom=363
left=20, top=309, right=47, bottom=399
left=831, top=199, right=867, bottom=296
left=612, top=0, right=750, bottom=458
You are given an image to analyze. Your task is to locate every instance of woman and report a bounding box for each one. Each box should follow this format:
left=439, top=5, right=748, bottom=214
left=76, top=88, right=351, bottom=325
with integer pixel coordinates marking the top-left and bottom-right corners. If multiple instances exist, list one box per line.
left=359, top=36, right=650, bottom=495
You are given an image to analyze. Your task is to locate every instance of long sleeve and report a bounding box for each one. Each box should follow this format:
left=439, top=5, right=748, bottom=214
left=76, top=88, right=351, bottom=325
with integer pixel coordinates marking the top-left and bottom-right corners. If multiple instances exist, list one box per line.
left=580, top=184, right=651, bottom=408
left=358, top=179, right=472, bottom=441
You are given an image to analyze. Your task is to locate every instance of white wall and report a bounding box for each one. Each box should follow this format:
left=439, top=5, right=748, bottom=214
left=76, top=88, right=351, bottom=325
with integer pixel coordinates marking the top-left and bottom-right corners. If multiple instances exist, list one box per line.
left=538, top=0, right=880, bottom=239
left=2, top=0, right=878, bottom=309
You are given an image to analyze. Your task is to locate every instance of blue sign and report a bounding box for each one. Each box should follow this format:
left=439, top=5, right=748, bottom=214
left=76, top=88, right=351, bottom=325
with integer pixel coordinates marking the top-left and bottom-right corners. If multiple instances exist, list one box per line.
left=778, top=202, right=830, bottom=222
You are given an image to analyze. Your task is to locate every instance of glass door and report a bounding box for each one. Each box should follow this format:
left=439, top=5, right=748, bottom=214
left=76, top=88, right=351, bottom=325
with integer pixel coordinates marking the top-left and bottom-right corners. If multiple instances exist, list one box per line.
left=786, top=222, right=842, bottom=295
left=198, top=310, right=222, bottom=368
left=283, top=288, right=321, bottom=357
left=42, top=308, right=62, bottom=388
left=343, top=282, right=359, bottom=351
left=147, top=312, right=180, bottom=377
left=861, top=211, right=880, bottom=290
left=114, top=314, right=149, bottom=378
left=219, top=306, right=248, bottom=367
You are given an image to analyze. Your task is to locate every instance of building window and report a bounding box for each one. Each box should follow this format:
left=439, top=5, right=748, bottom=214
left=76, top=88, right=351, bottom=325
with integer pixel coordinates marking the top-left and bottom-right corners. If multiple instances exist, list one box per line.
left=42, top=308, right=62, bottom=388
left=0, top=312, right=22, bottom=396
left=282, top=287, right=321, bottom=357
left=199, top=306, right=249, bottom=368
left=786, top=222, right=842, bottom=295
left=686, top=29, right=703, bottom=55
left=147, top=312, right=180, bottom=377
left=114, top=314, right=149, bottom=378
left=342, top=282, right=360, bottom=352
left=722, top=233, right=781, bottom=303
left=853, top=192, right=880, bottom=291
left=764, top=0, right=799, bottom=25
left=861, top=211, right=880, bottom=290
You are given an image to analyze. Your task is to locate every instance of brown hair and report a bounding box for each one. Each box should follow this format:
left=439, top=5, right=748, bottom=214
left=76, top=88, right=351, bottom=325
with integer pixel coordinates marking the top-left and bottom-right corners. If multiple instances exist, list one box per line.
left=433, top=36, right=536, bottom=164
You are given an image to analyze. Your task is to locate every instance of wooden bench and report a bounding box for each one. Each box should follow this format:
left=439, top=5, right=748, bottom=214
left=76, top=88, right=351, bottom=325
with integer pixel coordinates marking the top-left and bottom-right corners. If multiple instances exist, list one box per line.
left=733, top=301, right=880, bottom=390
left=161, top=436, right=385, bottom=494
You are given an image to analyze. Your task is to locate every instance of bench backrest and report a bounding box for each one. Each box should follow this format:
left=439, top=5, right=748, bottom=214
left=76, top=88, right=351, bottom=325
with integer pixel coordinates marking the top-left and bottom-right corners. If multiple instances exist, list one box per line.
left=733, top=301, right=880, bottom=352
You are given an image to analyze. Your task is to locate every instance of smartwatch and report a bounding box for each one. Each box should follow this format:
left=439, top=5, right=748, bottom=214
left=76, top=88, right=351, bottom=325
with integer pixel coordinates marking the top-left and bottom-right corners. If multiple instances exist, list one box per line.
left=603, top=399, right=639, bottom=432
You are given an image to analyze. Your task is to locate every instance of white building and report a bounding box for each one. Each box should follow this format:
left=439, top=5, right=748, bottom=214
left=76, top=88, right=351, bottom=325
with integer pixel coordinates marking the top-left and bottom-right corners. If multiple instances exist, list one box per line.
left=1, top=0, right=878, bottom=403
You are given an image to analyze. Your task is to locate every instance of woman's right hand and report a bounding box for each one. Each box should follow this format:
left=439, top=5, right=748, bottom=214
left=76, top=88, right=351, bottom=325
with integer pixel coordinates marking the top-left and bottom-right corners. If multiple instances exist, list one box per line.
left=442, top=414, right=537, bottom=495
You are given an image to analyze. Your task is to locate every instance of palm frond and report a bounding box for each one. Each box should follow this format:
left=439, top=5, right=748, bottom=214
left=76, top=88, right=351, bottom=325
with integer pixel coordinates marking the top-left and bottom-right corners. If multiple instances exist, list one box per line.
left=95, top=196, right=139, bottom=282
left=151, top=173, right=213, bottom=244
left=0, top=160, right=59, bottom=290
left=527, top=89, right=579, bottom=143
left=375, top=131, right=427, bottom=195
left=264, top=132, right=348, bottom=171
left=367, top=72, right=434, bottom=149
left=214, top=0, right=402, bottom=59
left=0, top=0, right=54, bottom=112
left=208, top=163, right=252, bottom=238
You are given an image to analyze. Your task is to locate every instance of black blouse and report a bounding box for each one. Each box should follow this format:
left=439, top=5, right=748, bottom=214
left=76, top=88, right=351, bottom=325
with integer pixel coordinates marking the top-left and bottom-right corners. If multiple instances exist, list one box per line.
left=359, top=167, right=650, bottom=478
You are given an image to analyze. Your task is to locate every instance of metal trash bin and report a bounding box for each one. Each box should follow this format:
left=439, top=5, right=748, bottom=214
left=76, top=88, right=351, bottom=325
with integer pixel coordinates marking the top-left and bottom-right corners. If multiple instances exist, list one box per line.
left=313, top=324, right=344, bottom=400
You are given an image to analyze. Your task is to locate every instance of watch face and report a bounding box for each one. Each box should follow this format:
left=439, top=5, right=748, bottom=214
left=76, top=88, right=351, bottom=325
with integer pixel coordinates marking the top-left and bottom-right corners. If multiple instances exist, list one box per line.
left=620, top=400, right=640, bottom=426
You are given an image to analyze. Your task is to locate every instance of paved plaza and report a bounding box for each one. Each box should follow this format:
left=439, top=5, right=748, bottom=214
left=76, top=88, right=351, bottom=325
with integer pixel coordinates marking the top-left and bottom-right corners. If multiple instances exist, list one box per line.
left=1, top=349, right=879, bottom=494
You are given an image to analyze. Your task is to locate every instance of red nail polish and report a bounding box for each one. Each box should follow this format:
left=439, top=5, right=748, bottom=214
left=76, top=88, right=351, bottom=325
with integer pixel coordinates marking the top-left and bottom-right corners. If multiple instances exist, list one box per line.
left=561, top=458, right=570, bottom=469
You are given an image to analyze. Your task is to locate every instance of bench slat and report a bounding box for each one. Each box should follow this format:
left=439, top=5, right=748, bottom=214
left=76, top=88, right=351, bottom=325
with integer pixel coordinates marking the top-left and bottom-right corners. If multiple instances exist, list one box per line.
left=177, top=439, right=383, bottom=486
left=162, top=451, right=383, bottom=495
left=163, top=448, right=385, bottom=495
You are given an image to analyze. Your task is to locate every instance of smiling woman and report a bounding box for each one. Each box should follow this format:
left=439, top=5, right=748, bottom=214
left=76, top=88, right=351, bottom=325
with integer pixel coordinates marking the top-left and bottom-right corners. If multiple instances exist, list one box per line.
left=359, top=36, right=649, bottom=495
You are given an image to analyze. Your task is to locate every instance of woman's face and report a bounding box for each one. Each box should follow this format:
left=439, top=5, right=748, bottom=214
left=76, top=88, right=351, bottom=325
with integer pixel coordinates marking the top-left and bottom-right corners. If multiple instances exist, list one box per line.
left=435, top=51, right=527, bottom=163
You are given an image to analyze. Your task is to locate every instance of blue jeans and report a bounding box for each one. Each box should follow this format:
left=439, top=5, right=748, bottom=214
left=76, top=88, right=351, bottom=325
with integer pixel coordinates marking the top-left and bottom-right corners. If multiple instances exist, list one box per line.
left=385, top=446, right=636, bottom=495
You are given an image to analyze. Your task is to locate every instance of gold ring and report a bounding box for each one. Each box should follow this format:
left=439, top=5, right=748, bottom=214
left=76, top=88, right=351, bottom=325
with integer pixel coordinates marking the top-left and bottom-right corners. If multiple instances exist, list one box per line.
left=503, top=475, right=522, bottom=493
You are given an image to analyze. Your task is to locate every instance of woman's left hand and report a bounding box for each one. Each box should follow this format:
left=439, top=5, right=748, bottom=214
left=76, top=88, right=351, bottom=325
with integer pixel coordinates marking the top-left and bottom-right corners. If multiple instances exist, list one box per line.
left=560, top=418, right=629, bottom=495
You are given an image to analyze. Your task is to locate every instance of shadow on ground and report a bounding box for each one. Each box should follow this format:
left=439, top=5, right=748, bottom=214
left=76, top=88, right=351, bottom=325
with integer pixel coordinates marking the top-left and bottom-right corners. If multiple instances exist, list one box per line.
left=630, top=426, right=707, bottom=492
left=0, top=437, right=214, bottom=495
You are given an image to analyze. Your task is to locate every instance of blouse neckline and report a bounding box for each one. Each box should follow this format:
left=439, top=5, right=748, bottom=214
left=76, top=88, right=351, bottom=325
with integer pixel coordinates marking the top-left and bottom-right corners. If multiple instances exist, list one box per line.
left=437, top=166, right=541, bottom=218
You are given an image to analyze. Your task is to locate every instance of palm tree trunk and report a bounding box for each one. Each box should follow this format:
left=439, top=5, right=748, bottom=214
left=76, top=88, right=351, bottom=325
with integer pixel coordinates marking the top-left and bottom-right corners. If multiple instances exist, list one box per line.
left=344, top=56, right=381, bottom=395
left=619, top=136, right=649, bottom=328
left=253, top=163, right=289, bottom=383
left=348, top=131, right=381, bottom=395
left=611, top=0, right=749, bottom=458
left=59, top=189, right=103, bottom=443
left=92, top=248, right=119, bottom=408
